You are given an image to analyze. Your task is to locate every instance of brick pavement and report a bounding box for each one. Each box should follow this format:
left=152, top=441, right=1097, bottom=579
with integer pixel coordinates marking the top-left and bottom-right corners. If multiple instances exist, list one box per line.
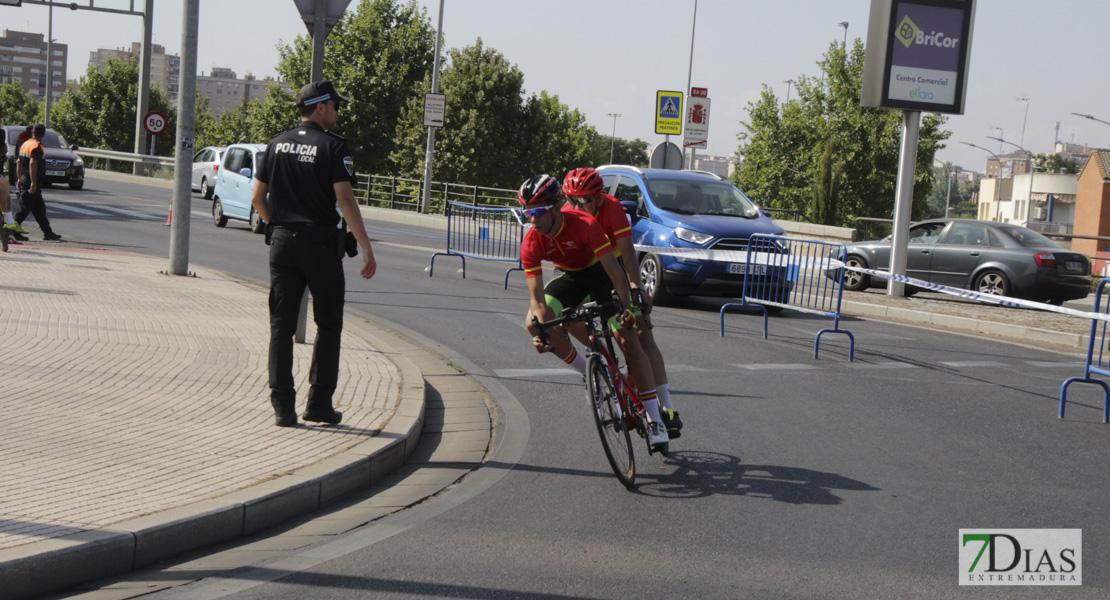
left=0, top=245, right=404, bottom=553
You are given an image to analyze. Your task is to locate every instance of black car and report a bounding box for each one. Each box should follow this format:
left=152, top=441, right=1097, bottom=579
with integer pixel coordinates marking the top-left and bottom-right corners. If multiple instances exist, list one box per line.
left=840, top=218, right=1091, bottom=304
left=3, top=125, right=85, bottom=190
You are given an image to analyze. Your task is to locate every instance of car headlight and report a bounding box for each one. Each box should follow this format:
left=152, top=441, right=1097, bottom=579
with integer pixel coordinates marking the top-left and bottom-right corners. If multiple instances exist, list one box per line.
left=674, top=226, right=714, bottom=245
left=73, top=158, right=84, bottom=167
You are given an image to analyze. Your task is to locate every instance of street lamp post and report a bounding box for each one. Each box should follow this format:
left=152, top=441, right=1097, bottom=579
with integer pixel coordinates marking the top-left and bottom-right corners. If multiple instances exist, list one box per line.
left=839, top=21, right=849, bottom=46
left=961, top=141, right=1003, bottom=221
left=1072, top=112, right=1110, bottom=147
left=943, top=163, right=953, bottom=218
left=1017, top=96, right=1029, bottom=147
left=784, top=79, right=794, bottom=102
left=988, top=135, right=1036, bottom=227
left=607, top=112, right=620, bottom=164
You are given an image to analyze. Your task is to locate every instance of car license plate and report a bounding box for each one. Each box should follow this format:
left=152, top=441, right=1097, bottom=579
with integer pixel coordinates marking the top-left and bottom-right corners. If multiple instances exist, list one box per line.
left=1065, top=261, right=1083, bottom=271
left=46, top=170, right=65, bottom=177
left=729, top=263, right=766, bottom=275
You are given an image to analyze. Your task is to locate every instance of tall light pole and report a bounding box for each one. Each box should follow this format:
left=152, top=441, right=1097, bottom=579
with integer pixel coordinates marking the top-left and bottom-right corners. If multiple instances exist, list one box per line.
left=784, top=79, right=794, bottom=102
left=1017, top=96, right=1030, bottom=147
left=839, top=21, right=849, bottom=46
left=988, top=135, right=1036, bottom=226
left=607, top=112, right=620, bottom=164
left=961, top=141, right=1003, bottom=221
left=683, top=0, right=698, bottom=169
left=1072, top=112, right=1110, bottom=147
left=942, top=162, right=953, bottom=218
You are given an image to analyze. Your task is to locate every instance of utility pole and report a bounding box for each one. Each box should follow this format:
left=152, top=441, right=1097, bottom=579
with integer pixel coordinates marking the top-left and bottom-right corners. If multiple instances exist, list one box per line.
left=132, top=0, right=153, bottom=175
left=607, top=113, right=620, bottom=164
left=420, top=0, right=444, bottom=214
left=169, top=0, right=198, bottom=276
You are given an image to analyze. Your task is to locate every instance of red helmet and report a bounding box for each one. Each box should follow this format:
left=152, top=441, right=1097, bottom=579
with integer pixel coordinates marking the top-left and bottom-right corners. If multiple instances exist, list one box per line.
left=562, top=168, right=604, bottom=198
left=518, top=174, right=562, bottom=207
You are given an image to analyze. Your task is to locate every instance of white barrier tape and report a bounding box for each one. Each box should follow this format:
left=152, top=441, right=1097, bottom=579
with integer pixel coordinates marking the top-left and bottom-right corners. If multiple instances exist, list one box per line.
left=635, top=244, right=1110, bottom=324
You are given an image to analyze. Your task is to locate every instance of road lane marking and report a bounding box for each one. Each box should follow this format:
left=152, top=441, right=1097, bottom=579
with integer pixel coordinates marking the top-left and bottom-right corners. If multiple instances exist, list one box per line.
left=1024, top=361, right=1082, bottom=368
left=732, top=363, right=819, bottom=371
left=494, top=368, right=580, bottom=378
left=940, top=361, right=1008, bottom=368
left=847, top=361, right=920, bottom=369
left=86, top=204, right=162, bottom=220
left=47, top=203, right=104, bottom=216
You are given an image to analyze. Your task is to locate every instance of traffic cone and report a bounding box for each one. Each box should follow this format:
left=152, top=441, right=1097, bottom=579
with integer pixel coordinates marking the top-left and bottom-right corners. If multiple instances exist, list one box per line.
left=165, top=202, right=172, bottom=226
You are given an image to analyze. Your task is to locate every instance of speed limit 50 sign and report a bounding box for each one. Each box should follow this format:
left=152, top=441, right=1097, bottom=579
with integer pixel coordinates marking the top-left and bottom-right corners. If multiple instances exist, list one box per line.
left=143, top=110, right=168, bottom=136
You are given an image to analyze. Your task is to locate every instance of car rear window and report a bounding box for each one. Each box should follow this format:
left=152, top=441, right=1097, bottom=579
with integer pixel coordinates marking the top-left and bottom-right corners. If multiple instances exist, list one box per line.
left=997, top=226, right=1060, bottom=248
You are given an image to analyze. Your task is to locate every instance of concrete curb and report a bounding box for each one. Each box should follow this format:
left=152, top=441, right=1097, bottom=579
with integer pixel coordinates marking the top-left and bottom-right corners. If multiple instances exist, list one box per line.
left=0, top=310, right=426, bottom=600
left=841, top=297, right=1091, bottom=352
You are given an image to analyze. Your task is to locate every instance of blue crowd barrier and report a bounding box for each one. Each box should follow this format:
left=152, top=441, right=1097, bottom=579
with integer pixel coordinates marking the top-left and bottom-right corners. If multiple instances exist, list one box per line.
left=428, top=202, right=526, bottom=289
left=719, top=234, right=855, bottom=361
left=1058, top=278, right=1110, bottom=423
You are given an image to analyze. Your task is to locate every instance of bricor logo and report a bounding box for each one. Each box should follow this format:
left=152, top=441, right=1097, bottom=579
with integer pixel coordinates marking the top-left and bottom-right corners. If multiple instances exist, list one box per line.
left=959, top=529, right=1081, bottom=586
left=895, top=15, right=919, bottom=48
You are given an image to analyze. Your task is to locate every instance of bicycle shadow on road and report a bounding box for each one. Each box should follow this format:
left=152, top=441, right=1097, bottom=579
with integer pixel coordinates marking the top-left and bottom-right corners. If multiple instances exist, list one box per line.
left=637, top=450, right=880, bottom=504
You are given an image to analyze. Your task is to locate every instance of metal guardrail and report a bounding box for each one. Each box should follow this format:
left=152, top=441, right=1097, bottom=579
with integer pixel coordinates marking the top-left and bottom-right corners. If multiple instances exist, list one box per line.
left=719, top=234, right=855, bottom=361
left=427, top=201, right=526, bottom=289
left=358, top=174, right=516, bottom=215
left=760, top=207, right=812, bottom=223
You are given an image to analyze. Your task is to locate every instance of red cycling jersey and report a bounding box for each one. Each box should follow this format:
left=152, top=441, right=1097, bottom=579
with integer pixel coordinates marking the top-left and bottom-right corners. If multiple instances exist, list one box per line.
left=562, top=192, right=631, bottom=257
left=521, top=209, right=613, bottom=278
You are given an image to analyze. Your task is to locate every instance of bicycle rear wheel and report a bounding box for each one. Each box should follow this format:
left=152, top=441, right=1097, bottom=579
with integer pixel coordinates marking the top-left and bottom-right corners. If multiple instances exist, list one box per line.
left=587, top=354, right=635, bottom=487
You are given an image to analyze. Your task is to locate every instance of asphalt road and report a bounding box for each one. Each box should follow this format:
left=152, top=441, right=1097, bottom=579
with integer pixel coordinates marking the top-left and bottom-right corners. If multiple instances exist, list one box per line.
left=30, top=178, right=1109, bottom=599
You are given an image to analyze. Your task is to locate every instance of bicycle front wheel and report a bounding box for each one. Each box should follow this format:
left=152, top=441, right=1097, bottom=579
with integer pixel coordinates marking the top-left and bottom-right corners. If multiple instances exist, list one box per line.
left=587, top=354, right=635, bottom=487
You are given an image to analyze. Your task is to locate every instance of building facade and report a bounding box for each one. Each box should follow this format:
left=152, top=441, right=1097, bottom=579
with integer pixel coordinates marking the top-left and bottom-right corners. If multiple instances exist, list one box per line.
left=0, top=30, right=68, bottom=101
left=196, top=68, right=291, bottom=117
left=88, top=42, right=180, bottom=101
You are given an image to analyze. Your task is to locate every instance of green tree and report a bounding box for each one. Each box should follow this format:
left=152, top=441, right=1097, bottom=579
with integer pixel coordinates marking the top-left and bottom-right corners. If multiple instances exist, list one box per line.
left=734, top=40, right=949, bottom=226
left=50, top=58, right=176, bottom=156
left=276, top=0, right=435, bottom=174
left=1034, top=153, right=1079, bottom=174
left=193, top=92, right=218, bottom=150
left=0, top=83, right=43, bottom=126
left=205, top=100, right=252, bottom=147
left=390, top=39, right=544, bottom=189
left=534, top=91, right=602, bottom=177
left=596, top=136, right=649, bottom=167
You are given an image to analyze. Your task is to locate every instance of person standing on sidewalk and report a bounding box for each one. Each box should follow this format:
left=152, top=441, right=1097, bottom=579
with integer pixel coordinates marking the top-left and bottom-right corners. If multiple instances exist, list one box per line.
left=15, top=124, right=62, bottom=241
left=1, top=113, right=30, bottom=243
left=250, top=81, right=377, bottom=428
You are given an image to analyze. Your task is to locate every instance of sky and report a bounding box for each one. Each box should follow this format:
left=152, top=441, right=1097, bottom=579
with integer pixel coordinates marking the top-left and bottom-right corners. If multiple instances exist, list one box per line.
left=6, top=0, right=1110, bottom=174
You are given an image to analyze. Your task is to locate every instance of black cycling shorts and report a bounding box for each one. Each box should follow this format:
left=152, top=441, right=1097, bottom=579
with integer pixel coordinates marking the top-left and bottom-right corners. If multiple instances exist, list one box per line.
left=544, top=262, right=623, bottom=330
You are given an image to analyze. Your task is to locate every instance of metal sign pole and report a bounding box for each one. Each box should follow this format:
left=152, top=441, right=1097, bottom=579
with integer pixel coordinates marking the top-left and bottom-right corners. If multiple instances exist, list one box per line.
left=168, top=0, right=197, bottom=276
left=887, top=110, right=920, bottom=297
left=421, top=0, right=445, bottom=215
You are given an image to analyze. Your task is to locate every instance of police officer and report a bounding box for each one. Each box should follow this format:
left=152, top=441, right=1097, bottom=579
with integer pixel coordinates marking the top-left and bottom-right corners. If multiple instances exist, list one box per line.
left=250, top=81, right=376, bottom=428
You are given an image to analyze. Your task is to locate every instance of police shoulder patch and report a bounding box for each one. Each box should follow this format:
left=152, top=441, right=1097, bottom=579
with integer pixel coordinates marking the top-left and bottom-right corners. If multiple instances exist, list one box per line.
left=343, top=156, right=354, bottom=177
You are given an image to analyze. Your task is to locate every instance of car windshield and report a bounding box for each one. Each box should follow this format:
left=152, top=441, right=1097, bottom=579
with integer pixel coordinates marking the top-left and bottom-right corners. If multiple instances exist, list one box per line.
left=40, top=131, right=70, bottom=149
left=997, top=225, right=1060, bottom=248
left=645, top=179, right=759, bottom=217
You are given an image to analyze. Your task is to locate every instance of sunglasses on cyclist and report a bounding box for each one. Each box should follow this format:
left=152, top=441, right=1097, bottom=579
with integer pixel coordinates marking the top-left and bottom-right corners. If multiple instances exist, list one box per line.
left=569, top=195, right=598, bottom=205
left=523, top=204, right=556, bottom=219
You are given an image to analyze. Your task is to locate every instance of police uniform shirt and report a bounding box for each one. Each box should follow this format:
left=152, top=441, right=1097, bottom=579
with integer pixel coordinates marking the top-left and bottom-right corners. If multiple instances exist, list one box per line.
left=255, top=120, right=356, bottom=228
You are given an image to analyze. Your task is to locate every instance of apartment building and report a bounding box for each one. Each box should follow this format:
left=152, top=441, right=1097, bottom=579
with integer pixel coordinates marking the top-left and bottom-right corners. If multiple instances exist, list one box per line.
left=88, top=42, right=180, bottom=101
left=0, top=30, right=68, bottom=101
left=197, top=67, right=291, bottom=117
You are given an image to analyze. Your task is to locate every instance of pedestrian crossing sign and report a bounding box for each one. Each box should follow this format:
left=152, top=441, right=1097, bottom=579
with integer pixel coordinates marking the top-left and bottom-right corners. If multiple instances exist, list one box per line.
left=655, top=90, right=684, bottom=135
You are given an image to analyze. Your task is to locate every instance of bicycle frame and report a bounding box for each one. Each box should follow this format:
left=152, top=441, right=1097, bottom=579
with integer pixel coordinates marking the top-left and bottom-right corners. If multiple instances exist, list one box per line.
left=583, top=315, right=645, bottom=434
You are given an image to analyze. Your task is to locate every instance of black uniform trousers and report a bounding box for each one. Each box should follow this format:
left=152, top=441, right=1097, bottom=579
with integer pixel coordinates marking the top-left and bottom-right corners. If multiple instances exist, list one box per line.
left=268, top=226, right=345, bottom=413
left=16, top=188, right=55, bottom=235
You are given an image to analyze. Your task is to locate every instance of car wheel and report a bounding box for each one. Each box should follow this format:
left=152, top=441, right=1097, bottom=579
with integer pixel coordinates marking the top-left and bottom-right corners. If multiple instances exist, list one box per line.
left=249, top=206, right=265, bottom=234
left=213, top=198, right=228, bottom=228
left=68, top=181, right=83, bottom=190
left=974, top=269, right=1009, bottom=298
left=639, top=253, right=671, bottom=306
left=842, top=255, right=870, bottom=291
left=201, top=177, right=212, bottom=199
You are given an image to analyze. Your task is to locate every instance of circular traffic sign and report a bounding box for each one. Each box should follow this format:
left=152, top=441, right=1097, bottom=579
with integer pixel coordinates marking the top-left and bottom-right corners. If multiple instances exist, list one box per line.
left=143, top=110, right=168, bottom=136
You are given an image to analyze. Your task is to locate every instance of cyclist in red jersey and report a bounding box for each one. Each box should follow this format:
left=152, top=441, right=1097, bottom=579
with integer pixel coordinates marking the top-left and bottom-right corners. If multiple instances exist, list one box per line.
left=562, top=167, right=682, bottom=438
left=519, top=174, right=670, bottom=449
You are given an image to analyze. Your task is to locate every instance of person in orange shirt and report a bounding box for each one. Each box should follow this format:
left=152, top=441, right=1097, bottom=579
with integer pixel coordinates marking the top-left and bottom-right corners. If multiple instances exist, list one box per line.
left=15, top=124, right=61, bottom=241
left=562, top=167, right=681, bottom=438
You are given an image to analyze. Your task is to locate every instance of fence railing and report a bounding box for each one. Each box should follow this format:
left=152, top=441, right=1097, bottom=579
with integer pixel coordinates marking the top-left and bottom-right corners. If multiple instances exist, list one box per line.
left=1058, top=278, right=1110, bottom=423
left=75, top=147, right=175, bottom=178
left=427, top=201, right=527, bottom=289
left=357, top=174, right=516, bottom=215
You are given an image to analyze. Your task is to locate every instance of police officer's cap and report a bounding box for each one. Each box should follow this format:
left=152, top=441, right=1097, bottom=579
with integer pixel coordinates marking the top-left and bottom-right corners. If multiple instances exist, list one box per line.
left=296, top=81, right=348, bottom=108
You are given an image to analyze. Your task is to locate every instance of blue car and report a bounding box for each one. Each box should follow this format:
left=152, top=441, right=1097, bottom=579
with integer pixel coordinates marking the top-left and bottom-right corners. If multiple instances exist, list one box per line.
left=596, top=166, right=786, bottom=304
left=212, top=143, right=267, bottom=234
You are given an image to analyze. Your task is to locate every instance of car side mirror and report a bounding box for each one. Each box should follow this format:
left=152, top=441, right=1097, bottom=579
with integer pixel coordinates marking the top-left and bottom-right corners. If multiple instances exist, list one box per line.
left=760, top=209, right=773, bottom=219
left=239, top=167, right=252, bottom=178
left=620, top=200, right=640, bottom=225
left=70, top=144, right=79, bottom=151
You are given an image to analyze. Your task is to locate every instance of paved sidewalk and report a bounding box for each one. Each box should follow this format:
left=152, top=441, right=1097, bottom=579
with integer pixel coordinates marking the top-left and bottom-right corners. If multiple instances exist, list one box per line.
left=0, top=244, right=429, bottom=599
